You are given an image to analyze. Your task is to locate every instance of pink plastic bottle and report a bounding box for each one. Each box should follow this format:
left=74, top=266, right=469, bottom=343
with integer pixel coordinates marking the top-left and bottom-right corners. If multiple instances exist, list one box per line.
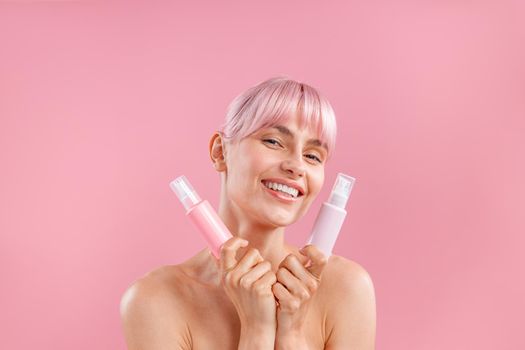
left=306, top=173, right=355, bottom=258
left=170, top=175, right=233, bottom=259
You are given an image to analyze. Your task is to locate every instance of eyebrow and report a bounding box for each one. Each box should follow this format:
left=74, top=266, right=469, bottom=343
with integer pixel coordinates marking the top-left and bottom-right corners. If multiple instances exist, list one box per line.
left=270, top=125, right=328, bottom=151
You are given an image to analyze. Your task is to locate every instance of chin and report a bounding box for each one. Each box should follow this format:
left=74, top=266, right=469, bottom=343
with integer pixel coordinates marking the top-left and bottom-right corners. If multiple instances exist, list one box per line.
left=267, top=211, right=300, bottom=227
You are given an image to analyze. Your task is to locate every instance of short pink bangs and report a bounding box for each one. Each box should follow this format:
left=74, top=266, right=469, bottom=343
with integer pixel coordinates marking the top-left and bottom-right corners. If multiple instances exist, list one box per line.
left=219, top=76, right=337, bottom=159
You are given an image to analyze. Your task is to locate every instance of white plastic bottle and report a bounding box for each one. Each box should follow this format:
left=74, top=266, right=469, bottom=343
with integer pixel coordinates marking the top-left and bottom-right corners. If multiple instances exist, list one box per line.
left=306, top=173, right=355, bottom=258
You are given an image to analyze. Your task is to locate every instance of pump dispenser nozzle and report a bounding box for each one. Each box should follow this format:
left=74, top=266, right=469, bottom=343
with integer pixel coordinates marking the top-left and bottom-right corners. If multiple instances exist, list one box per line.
left=170, top=175, right=202, bottom=211
left=328, top=173, right=355, bottom=209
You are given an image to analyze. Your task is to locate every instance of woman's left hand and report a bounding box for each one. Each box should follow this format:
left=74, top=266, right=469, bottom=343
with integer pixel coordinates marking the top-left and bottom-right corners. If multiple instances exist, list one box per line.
left=272, top=244, right=328, bottom=339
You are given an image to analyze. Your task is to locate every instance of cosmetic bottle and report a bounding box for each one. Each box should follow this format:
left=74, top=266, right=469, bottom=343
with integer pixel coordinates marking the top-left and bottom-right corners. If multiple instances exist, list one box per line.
left=170, top=175, right=233, bottom=259
left=306, top=173, right=355, bottom=258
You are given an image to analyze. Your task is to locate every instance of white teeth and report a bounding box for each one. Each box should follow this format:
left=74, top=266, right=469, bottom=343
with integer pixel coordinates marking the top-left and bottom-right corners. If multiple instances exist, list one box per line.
left=263, top=181, right=299, bottom=198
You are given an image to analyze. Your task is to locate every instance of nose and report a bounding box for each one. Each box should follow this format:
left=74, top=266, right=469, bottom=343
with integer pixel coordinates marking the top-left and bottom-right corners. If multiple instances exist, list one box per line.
left=280, top=156, right=306, bottom=178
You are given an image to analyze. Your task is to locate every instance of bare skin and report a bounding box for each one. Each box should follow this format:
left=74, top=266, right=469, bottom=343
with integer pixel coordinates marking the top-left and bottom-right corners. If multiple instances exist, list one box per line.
left=120, top=115, right=376, bottom=349
left=120, top=245, right=375, bottom=349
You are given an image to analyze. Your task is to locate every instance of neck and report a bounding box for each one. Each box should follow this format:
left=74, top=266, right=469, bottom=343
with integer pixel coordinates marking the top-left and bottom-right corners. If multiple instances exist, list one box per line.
left=217, top=201, right=294, bottom=272
left=194, top=205, right=301, bottom=288
left=196, top=177, right=302, bottom=287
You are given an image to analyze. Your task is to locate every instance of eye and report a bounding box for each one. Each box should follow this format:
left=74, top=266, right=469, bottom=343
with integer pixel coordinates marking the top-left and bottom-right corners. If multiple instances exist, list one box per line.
left=305, top=154, right=322, bottom=163
left=263, top=138, right=323, bottom=163
left=263, top=138, right=282, bottom=147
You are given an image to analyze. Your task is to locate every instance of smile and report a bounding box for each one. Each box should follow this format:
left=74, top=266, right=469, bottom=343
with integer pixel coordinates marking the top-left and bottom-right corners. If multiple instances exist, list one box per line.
left=261, top=181, right=302, bottom=203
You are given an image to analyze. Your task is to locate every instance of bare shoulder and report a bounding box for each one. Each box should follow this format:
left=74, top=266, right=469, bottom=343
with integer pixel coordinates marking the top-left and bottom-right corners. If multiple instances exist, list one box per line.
left=320, top=255, right=377, bottom=349
left=119, top=265, right=193, bottom=350
left=322, top=255, right=375, bottom=295
left=120, top=265, right=189, bottom=313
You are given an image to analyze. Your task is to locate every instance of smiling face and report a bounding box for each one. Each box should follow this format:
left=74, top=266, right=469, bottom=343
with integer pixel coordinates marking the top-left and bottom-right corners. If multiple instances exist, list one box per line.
left=215, top=113, right=327, bottom=228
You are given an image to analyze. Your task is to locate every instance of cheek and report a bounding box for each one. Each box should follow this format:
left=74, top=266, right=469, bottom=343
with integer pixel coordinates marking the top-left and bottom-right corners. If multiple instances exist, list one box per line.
left=310, top=171, right=325, bottom=196
left=227, top=157, right=262, bottom=192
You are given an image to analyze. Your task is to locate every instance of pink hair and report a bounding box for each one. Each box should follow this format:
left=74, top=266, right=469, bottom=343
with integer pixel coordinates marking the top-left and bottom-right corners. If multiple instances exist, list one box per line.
left=219, top=76, right=337, bottom=159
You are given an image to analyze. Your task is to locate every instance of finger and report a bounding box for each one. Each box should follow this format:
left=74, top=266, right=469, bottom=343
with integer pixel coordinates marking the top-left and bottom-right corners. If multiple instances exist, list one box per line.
left=233, top=248, right=264, bottom=276
left=294, top=250, right=310, bottom=265
left=272, top=281, right=292, bottom=301
left=299, top=245, right=328, bottom=280
left=220, top=237, right=249, bottom=272
left=239, top=261, right=272, bottom=288
left=276, top=266, right=309, bottom=300
left=280, top=254, right=319, bottom=293
left=252, top=269, right=277, bottom=290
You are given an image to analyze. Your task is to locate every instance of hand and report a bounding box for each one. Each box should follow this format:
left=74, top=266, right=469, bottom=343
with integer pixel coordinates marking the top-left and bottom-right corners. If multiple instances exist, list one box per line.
left=214, top=237, right=278, bottom=330
left=272, top=244, right=328, bottom=337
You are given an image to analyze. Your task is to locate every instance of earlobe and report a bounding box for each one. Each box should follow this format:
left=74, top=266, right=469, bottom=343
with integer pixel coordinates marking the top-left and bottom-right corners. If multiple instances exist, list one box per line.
left=209, top=132, right=227, bottom=172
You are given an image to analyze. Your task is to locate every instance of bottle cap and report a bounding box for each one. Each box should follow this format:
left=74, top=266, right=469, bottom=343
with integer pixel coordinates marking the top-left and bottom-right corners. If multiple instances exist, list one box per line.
left=327, top=173, right=355, bottom=209
left=169, top=175, right=202, bottom=211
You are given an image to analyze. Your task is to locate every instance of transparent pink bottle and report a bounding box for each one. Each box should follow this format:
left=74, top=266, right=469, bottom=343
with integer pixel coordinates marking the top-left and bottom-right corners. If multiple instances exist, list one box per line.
left=306, top=173, right=355, bottom=258
left=170, top=175, right=233, bottom=259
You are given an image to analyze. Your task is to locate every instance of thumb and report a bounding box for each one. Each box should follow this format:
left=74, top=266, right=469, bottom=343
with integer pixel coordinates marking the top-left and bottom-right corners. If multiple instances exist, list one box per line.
left=299, top=245, right=328, bottom=280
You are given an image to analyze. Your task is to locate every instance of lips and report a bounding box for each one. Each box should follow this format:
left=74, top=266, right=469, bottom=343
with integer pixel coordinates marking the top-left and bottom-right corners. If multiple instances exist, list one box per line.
left=261, top=181, right=301, bottom=203
left=261, top=179, right=305, bottom=196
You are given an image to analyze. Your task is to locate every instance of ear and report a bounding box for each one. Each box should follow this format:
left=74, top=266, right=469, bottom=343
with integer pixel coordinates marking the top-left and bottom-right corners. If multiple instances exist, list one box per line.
left=209, top=132, right=227, bottom=172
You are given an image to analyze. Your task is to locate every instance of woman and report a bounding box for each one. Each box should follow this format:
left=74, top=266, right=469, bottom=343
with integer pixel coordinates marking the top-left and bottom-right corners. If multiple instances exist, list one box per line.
left=120, top=77, right=376, bottom=349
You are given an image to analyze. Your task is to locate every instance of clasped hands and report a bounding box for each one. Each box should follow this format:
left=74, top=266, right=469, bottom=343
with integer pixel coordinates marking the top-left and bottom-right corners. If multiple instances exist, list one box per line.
left=272, top=244, right=327, bottom=337
left=215, top=237, right=328, bottom=343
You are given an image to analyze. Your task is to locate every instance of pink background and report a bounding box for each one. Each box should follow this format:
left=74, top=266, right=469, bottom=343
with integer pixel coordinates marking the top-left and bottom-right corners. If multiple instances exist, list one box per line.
left=1, top=1, right=524, bottom=349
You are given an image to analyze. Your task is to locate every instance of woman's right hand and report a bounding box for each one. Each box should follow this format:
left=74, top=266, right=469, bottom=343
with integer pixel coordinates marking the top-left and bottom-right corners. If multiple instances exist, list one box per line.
left=216, top=237, right=278, bottom=330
